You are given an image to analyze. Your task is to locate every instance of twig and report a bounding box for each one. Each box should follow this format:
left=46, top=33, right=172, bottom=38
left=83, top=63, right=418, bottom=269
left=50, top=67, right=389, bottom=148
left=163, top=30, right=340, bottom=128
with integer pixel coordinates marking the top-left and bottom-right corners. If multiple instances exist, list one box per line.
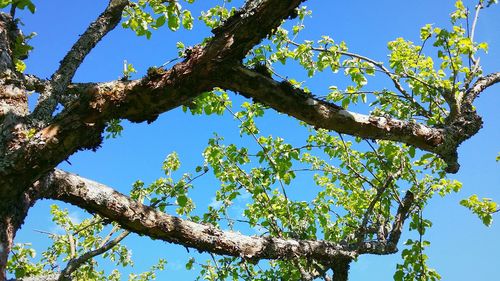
left=59, top=230, right=130, bottom=281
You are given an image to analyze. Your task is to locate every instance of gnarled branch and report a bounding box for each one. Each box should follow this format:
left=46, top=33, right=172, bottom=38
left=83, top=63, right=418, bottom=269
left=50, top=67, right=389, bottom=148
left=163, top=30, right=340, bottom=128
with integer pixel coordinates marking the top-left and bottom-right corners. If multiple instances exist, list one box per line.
left=38, top=169, right=357, bottom=263
left=219, top=66, right=445, bottom=152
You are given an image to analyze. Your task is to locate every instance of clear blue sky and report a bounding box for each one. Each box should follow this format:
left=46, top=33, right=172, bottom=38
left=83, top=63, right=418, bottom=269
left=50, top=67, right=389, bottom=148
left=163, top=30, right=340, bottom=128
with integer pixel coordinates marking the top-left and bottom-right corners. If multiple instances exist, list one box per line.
left=9, top=0, right=500, bottom=280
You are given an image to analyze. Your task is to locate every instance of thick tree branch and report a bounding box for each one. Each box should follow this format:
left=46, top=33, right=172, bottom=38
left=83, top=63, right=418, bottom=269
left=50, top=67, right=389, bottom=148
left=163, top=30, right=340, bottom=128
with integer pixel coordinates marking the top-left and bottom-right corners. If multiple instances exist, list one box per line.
left=209, top=0, right=305, bottom=62
left=219, top=66, right=445, bottom=152
left=38, top=169, right=357, bottom=263
left=0, top=0, right=306, bottom=200
left=32, top=0, right=129, bottom=122
left=0, top=13, right=29, bottom=124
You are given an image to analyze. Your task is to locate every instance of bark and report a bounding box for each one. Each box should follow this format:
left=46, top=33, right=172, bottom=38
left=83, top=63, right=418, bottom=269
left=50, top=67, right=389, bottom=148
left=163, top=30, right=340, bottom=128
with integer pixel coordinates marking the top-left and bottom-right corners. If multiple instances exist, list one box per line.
left=0, top=0, right=305, bottom=204
left=0, top=189, right=40, bottom=280
left=0, top=13, right=28, bottom=126
left=220, top=66, right=444, bottom=152
left=29, top=169, right=414, bottom=275
left=32, top=0, right=130, bottom=121
left=464, top=72, right=500, bottom=104
left=8, top=274, right=59, bottom=281
left=58, top=229, right=129, bottom=281
left=332, top=259, right=350, bottom=281
left=38, top=170, right=357, bottom=262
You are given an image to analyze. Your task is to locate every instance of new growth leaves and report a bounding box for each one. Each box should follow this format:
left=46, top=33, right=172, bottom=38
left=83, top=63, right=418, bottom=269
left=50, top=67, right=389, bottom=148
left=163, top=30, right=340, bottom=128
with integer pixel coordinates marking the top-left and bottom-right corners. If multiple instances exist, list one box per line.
left=122, top=0, right=195, bottom=38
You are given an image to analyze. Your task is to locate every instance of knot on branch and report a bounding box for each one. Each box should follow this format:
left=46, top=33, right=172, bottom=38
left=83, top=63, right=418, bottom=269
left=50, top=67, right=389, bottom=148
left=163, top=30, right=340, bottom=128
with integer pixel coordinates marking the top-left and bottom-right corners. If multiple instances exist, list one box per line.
left=438, top=110, right=483, bottom=173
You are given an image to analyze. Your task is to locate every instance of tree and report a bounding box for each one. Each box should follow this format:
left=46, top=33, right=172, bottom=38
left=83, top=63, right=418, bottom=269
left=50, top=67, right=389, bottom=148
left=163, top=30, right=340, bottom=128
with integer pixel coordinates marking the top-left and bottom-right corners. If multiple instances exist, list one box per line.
left=0, top=0, right=499, bottom=280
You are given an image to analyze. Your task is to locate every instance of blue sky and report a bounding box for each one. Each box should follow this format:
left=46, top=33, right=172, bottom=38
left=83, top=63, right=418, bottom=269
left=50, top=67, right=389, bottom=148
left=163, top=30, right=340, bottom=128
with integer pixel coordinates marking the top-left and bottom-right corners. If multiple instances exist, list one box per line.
left=8, top=0, right=500, bottom=280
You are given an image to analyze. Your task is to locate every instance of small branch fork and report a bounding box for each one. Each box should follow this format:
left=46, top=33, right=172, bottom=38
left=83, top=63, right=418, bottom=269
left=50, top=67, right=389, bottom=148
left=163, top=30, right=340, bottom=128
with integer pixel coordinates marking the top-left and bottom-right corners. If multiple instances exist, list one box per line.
left=58, top=228, right=130, bottom=281
left=32, top=0, right=130, bottom=122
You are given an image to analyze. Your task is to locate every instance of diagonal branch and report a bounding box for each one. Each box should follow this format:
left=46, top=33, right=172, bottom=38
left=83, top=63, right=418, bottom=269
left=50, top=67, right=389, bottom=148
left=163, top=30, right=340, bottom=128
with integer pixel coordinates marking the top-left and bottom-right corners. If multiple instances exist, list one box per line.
left=464, top=71, right=500, bottom=104
left=0, top=0, right=306, bottom=200
left=32, top=0, right=129, bottom=122
left=37, top=169, right=357, bottom=263
left=355, top=191, right=414, bottom=255
left=219, top=65, right=445, bottom=153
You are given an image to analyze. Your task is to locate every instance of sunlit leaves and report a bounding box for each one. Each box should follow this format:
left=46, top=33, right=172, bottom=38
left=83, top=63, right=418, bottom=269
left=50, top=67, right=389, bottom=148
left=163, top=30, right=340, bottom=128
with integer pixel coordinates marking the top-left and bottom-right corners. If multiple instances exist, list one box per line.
left=394, top=239, right=441, bottom=281
left=122, top=0, right=195, bottom=38
left=6, top=243, right=44, bottom=279
left=12, top=31, right=36, bottom=73
left=450, top=0, right=467, bottom=23
left=8, top=0, right=498, bottom=279
left=131, top=152, right=197, bottom=215
left=183, top=88, right=231, bottom=116
left=460, top=195, right=498, bottom=226
left=129, top=259, right=167, bottom=281
left=7, top=205, right=165, bottom=280
left=0, top=0, right=36, bottom=13
left=199, top=4, right=235, bottom=29
left=234, top=102, right=265, bottom=136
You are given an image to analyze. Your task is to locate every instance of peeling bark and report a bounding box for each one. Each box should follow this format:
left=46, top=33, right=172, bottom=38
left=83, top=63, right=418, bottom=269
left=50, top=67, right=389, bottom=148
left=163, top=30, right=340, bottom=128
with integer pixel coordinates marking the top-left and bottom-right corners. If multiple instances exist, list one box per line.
left=8, top=274, right=59, bottom=281
left=32, top=0, right=130, bottom=121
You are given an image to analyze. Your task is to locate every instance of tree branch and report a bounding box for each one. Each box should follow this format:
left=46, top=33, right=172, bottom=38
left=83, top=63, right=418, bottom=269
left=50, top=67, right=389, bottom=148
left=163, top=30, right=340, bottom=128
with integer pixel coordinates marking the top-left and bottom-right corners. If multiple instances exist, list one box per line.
left=464, top=71, right=500, bottom=104
left=32, top=0, right=129, bottom=122
left=37, top=169, right=357, bottom=263
left=219, top=65, right=445, bottom=152
left=58, top=229, right=130, bottom=281
left=8, top=274, right=59, bottom=281
left=286, top=40, right=432, bottom=118
left=0, top=0, right=306, bottom=201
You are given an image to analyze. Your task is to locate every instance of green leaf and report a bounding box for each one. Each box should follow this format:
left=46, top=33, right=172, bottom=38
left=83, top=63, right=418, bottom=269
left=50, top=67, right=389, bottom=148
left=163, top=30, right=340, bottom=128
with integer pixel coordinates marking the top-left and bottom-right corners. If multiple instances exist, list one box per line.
left=168, top=13, right=180, bottom=31
left=14, top=59, right=26, bottom=73
left=460, top=195, right=497, bottom=226
left=182, top=10, right=193, bottom=30
left=155, top=15, right=166, bottom=28
left=177, top=195, right=188, bottom=207
left=186, top=258, right=195, bottom=270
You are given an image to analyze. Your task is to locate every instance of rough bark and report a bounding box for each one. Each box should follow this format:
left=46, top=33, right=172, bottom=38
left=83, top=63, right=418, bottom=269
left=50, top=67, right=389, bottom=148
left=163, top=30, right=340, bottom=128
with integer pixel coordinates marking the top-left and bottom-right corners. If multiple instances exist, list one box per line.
left=28, top=168, right=415, bottom=279
left=33, top=0, right=130, bottom=121
left=331, top=259, right=350, bottom=281
left=38, top=170, right=357, bottom=262
left=0, top=0, right=305, bottom=203
left=8, top=274, right=59, bottom=281
left=0, top=189, right=39, bottom=280
left=220, top=66, right=444, bottom=152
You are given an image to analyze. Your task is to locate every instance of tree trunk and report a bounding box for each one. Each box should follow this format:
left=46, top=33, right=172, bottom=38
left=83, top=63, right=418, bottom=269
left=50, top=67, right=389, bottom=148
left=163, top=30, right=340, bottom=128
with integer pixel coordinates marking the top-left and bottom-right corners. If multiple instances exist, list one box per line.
left=0, top=194, right=36, bottom=280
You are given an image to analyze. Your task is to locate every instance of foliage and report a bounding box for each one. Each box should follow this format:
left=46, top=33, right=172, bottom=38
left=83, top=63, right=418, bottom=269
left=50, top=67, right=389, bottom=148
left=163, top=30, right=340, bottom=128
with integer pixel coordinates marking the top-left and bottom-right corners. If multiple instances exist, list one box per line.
left=0, top=0, right=35, bottom=14
left=122, top=0, right=195, bottom=38
left=7, top=205, right=166, bottom=280
left=460, top=195, right=498, bottom=226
